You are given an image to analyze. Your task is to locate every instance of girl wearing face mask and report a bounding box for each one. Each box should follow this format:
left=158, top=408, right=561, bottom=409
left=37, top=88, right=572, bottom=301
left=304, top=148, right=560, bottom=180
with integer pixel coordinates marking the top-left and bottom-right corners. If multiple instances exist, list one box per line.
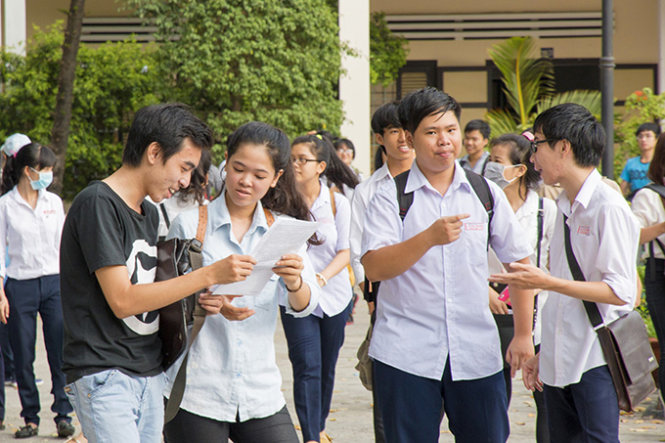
left=483, top=133, right=556, bottom=443
left=0, top=143, right=75, bottom=439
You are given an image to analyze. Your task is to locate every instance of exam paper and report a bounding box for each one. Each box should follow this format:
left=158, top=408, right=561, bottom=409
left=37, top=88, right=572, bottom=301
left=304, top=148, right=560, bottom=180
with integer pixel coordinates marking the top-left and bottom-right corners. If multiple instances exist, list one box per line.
left=212, top=217, right=319, bottom=296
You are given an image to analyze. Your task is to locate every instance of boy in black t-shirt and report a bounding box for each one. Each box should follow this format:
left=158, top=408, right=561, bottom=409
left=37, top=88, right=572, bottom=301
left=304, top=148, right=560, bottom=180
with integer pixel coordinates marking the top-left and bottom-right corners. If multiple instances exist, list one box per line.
left=60, top=104, right=257, bottom=442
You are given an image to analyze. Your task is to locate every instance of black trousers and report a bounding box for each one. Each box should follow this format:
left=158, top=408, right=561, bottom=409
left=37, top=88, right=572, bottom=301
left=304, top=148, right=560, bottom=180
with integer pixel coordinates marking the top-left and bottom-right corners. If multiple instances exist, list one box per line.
left=163, top=405, right=299, bottom=443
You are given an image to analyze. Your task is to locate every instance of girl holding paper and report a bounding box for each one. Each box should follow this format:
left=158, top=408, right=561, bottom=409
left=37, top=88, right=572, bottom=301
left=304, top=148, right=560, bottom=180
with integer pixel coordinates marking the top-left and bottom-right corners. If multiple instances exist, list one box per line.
left=163, top=121, right=320, bottom=443
left=281, top=133, right=358, bottom=443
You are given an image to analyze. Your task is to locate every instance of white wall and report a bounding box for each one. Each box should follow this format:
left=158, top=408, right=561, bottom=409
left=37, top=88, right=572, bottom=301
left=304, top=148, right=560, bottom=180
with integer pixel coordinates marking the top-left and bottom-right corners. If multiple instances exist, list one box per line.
left=339, top=0, right=370, bottom=176
left=4, top=0, right=27, bottom=55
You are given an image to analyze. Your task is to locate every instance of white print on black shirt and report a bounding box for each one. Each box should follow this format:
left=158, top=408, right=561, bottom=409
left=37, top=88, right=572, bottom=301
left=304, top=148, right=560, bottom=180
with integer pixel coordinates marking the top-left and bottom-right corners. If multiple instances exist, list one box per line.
left=123, top=239, right=159, bottom=335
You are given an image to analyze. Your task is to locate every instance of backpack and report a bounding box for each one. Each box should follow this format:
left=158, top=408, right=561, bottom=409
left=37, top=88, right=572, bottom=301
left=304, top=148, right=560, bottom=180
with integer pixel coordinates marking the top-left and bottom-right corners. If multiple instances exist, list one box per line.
left=393, top=168, right=495, bottom=244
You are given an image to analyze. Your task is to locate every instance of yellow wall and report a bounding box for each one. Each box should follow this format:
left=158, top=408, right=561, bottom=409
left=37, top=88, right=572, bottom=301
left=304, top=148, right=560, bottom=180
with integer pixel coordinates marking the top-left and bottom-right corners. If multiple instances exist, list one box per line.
left=26, top=0, right=126, bottom=40
left=372, top=0, right=659, bottom=66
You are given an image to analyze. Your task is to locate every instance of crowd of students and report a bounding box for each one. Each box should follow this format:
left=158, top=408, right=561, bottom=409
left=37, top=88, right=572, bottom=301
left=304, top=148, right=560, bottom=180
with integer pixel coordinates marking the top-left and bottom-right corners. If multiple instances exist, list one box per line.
left=0, top=87, right=658, bottom=442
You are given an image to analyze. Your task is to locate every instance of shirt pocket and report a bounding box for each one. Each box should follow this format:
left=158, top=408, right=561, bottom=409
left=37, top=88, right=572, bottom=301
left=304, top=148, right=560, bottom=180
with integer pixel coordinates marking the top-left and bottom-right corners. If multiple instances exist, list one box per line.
left=251, top=275, right=279, bottom=311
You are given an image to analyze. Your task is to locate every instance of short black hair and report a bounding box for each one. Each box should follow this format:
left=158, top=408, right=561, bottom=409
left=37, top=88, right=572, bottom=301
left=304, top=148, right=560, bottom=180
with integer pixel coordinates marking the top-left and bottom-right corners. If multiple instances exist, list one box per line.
left=371, top=101, right=401, bottom=135
left=636, top=122, right=661, bottom=137
left=464, top=119, right=490, bottom=140
left=533, top=103, right=605, bottom=168
left=398, top=87, right=461, bottom=134
left=123, top=103, right=213, bottom=167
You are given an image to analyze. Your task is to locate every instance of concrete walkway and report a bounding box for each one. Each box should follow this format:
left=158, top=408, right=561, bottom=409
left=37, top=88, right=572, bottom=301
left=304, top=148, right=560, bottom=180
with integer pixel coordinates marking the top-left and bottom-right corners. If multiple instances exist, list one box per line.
left=1, top=306, right=663, bottom=441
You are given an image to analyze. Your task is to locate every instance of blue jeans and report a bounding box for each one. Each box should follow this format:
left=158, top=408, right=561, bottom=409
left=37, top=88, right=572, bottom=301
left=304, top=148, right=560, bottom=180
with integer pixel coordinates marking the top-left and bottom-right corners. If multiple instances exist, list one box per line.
left=64, top=369, right=165, bottom=443
left=280, top=301, right=353, bottom=442
left=373, top=358, right=509, bottom=443
left=543, top=365, right=619, bottom=443
left=5, top=275, right=71, bottom=426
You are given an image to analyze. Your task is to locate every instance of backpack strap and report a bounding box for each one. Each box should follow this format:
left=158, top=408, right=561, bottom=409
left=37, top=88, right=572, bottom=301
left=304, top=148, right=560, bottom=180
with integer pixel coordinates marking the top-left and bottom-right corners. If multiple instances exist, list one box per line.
left=463, top=168, right=494, bottom=248
left=263, top=206, right=275, bottom=227
left=160, top=202, right=171, bottom=229
left=536, top=197, right=544, bottom=269
left=329, top=188, right=337, bottom=217
left=393, top=170, right=414, bottom=222
left=164, top=204, right=208, bottom=423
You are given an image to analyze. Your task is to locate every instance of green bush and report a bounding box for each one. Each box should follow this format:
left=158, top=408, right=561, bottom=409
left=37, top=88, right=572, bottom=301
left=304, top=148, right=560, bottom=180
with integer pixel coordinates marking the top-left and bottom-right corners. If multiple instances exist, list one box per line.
left=0, top=22, right=160, bottom=200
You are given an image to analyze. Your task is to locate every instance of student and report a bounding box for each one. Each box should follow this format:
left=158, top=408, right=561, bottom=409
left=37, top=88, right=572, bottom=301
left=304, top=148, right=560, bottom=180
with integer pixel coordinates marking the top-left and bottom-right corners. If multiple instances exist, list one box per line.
left=491, top=103, right=639, bottom=443
left=60, top=103, right=255, bottom=442
left=620, top=122, right=660, bottom=199
left=0, top=143, right=74, bottom=439
left=361, top=87, right=534, bottom=442
left=484, top=133, right=556, bottom=443
left=459, top=119, right=491, bottom=174
left=631, top=132, right=665, bottom=406
left=333, top=138, right=363, bottom=181
left=349, top=101, right=414, bottom=443
left=280, top=133, right=357, bottom=443
left=163, top=121, right=320, bottom=442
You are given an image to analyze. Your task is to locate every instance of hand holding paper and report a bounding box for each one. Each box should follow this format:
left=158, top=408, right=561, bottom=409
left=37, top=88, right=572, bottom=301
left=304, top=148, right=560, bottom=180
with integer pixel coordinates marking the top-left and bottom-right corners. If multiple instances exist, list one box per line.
left=212, top=217, right=319, bottom=296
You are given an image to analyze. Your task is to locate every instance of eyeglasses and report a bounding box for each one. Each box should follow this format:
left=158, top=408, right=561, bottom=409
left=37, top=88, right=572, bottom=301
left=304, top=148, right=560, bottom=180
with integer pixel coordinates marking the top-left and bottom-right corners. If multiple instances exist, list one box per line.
left=291, top=157, right=319, bottom=166
left=530, top=138, right=556, bottom=154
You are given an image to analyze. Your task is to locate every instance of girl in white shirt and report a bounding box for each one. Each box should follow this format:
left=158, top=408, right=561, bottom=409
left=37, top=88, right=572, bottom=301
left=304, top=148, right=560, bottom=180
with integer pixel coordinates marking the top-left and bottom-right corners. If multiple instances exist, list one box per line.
left=0, top=143, right=74, bottom=438
left=484, top=133, right=556, bottom=443
left=281, top=134, right=358, bottom=443
left=631, top=132, right=665, bottom=406
left=162, top=121, right=320, bottom=443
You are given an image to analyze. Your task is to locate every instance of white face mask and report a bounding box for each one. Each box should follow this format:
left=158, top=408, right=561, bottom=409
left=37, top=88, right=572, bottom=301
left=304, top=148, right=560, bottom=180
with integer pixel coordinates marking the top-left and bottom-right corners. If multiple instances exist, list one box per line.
left=483, top=161, right=519, bottom=189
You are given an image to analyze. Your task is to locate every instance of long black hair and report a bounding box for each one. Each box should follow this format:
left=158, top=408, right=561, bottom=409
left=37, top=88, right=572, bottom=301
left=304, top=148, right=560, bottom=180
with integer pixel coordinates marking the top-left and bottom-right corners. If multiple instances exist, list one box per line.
left=1, top=143, right=56, bottom=195
left=291, top=134, right=359, bottom=195
left=490, top=134, right=541, bottom=200
left=225, top=121, right=312, bottom=223
left=177, top=148, right=212, bottom=205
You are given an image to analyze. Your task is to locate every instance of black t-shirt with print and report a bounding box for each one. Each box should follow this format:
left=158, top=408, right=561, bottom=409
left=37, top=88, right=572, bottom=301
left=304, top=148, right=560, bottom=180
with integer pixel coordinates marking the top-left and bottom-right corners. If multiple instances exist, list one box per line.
left=60, top=181, right=162, bottom=383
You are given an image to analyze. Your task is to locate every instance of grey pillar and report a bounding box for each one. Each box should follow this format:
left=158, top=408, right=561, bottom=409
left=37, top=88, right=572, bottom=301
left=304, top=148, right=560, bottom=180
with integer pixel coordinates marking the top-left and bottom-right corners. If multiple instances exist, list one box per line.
left=600, top=0, right=615, bottom=178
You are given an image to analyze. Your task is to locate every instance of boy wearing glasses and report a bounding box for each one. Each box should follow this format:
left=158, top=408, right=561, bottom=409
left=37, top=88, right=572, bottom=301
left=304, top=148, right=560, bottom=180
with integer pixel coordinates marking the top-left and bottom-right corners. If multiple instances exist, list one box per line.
left=491, top=103, right=639, bottom=442
left=361, top=88, right=534, bottom=442
left=620, top=122, right=660, bottom=199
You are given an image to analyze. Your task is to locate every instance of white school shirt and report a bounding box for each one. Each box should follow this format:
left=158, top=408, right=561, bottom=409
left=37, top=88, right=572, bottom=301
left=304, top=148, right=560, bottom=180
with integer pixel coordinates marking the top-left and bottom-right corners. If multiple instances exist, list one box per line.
left=488, top=190, right=556, bottom=345
left=164, top=194, right=320, bottom=422
left=0, top=187, right=64, bottom=279
left=631, top=187, right=665, bottom=259
left=307, top=181, right=353, bottom=317
left=539, top=169, right=639, bottom=387
left=349, top=163, right=392, bottom=283
left=362, top=161, right=532, bottom=381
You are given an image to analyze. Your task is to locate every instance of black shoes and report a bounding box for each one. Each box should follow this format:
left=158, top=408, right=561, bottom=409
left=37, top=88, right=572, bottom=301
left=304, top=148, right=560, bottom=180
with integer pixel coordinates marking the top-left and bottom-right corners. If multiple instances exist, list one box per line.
left=57, top=420, right=75, bottom=438
left=14, top=424, right=38, bottom=439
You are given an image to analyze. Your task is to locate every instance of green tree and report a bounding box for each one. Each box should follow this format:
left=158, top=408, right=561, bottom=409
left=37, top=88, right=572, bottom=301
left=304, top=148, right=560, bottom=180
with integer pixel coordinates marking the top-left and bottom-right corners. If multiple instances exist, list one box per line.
left=127, top=0, right=344, bottom=159
left=486, top=37, right=602, bottom=137
left=0, top=23, right=159, bottom=200
left=370, top=12, right=408, bottom=86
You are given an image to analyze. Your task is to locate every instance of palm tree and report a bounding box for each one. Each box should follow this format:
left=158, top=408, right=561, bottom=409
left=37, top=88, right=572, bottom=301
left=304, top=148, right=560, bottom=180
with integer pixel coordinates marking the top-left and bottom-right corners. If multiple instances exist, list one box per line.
left=486, top=36, right=602, bottom=137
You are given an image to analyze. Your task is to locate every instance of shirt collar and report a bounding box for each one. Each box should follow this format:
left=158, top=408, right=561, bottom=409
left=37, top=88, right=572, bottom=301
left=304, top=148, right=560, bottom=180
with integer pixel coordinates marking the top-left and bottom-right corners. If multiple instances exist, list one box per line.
left=211, top=189, right=270, bottom=234
left=405, top=160, right=470, bottom=195
left=556, top=168, right=601, bottom=217
left=374, top=163, right=392, bottom=180
left=9, top=186, right=46, bottom=207
left=311, top=180, right=329, bottom=212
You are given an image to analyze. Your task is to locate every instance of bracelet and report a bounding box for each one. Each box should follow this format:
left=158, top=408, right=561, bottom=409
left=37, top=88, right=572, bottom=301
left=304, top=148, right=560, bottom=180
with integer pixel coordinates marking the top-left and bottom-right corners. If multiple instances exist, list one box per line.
left=285, top=275, right=304, bottom=293
left=316, top=273, right=328, bottom=287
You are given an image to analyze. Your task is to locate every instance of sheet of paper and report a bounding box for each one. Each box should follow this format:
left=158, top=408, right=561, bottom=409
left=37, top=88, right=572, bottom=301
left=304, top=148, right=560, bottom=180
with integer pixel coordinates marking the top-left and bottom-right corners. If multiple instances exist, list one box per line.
left=212, top=217, right=319, bottom=296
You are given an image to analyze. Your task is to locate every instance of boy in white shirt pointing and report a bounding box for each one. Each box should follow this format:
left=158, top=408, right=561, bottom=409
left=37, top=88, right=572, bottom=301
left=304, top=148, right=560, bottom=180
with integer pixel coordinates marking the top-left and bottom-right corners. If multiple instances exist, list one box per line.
left=361, top=87, right=534, bottom=442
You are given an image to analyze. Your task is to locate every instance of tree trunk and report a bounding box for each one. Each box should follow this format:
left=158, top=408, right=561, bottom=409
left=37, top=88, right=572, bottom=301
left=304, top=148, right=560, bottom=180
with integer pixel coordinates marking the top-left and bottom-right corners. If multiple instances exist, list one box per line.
left=50, top=0, right=85, bottom=196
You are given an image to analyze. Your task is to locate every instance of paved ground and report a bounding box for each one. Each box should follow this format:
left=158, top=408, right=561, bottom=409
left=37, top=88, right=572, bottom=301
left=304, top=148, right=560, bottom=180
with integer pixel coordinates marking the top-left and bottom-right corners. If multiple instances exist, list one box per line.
left=0, top=305, right=663, bottom=442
